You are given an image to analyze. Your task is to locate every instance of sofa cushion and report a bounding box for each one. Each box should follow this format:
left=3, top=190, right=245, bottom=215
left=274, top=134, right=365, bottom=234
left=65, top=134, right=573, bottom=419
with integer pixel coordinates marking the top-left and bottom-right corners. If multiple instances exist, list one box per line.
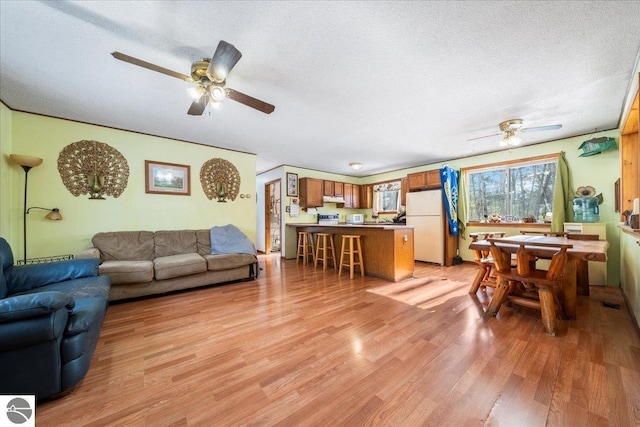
left=99, top=260, right=154, bottom=285
left=5, top=259, right=101, bottom=295
left=0, top=238, right=14, bottom=270
left=154, top=253, right=206, bottom=280
left=0, top=256, right=6, bottom=299
left=203, top=253, right=257, bottom=271
left=154, top=230, right=197, bottom=258
left=195, top=229, right=212, bottom=256
left=14, top=275, right=112, bottom=301
left=93, top=231, right=155, bottom=261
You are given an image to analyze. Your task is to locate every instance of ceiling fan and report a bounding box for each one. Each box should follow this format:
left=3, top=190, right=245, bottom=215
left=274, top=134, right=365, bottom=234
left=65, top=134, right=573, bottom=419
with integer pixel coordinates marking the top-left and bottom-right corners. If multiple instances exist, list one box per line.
left=468, top=119, right=562, bottom=146
left=112, top=40, right=275, bottom=116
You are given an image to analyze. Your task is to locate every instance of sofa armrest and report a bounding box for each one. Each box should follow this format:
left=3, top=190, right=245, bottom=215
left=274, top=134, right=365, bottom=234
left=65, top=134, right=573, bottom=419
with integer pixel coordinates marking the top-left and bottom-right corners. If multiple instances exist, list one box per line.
left=0, top=291, right=75, bottom=323
left=4, top=258, right=101, bottom=294
left=76, top=247, right=101, bottom=260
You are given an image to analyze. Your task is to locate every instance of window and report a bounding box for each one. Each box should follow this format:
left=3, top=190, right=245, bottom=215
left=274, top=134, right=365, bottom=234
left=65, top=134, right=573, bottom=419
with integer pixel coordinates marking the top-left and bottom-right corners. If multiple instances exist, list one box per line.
left=466, top=156, right=557, bottom=222
left=372, top=180, right=401, bottom=214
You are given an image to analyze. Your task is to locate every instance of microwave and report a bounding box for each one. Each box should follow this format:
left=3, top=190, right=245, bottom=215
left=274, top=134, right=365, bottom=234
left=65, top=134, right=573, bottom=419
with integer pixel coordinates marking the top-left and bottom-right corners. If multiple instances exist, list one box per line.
left=346, top=214, right=364, bottom=224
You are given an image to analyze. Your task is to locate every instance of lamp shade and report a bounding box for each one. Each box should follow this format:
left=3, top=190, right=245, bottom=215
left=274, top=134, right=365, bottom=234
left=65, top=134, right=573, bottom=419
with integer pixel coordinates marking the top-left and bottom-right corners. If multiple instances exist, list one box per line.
left=45, top=209, right=63, bottom=220
left=10, top=154, right=43, bottom=168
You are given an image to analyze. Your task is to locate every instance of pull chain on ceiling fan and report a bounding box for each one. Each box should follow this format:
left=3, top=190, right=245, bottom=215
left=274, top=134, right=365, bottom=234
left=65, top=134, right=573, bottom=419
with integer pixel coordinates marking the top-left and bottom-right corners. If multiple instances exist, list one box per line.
left=468, top=119, right=562, bottom=146
left=112, top=40, right=275, bottom=116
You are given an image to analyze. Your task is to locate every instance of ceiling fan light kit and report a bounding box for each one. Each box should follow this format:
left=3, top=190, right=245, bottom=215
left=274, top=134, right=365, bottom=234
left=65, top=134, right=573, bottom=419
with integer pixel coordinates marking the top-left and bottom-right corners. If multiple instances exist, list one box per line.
left=468, top=118, right=562, bottom=147
left=112, top=40, right=274, bottom=116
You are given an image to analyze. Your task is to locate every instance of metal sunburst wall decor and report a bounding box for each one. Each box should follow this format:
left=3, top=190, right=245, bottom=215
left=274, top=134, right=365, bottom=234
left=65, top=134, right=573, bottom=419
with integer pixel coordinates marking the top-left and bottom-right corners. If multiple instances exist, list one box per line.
left=57, top=140, right=130, bottom=199
left=200, top=158, right=241, bottom=202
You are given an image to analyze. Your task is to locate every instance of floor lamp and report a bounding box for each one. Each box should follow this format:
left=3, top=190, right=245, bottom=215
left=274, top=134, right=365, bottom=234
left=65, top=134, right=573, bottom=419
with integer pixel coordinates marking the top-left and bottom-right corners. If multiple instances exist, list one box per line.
left=10, top=154, right=44, bottom=264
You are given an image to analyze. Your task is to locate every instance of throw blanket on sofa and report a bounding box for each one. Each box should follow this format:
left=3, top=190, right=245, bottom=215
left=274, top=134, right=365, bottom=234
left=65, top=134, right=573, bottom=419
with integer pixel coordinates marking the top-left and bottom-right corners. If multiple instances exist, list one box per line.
left=210, top=225, right=256, bottom=256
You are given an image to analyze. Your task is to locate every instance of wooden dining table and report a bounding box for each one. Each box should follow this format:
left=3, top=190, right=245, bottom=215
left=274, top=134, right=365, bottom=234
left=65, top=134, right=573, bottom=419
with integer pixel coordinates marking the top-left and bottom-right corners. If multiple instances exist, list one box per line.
left=468, top=233, right=608, bottom=319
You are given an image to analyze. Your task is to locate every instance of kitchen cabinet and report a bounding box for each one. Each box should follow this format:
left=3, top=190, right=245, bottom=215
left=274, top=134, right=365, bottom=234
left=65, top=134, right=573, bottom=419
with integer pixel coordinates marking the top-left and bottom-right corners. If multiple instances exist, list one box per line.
left=620, top=74, right=638, bottom=217
left=334, top=182, right=344, bottom=197
left=343, top=183, right=361, bottom=208
left=299, top=177, right=323, bottom=208
left=407, top=170, right=440, bottom=191
left=401, top=177, right=408, bottom=207
left=352, top=184, right=360, bottom=208
left=360, top=184, right=373, bottom=209
left=620, top=227, right=640, bottom=327
left=323, top=180, right=335, bottom=197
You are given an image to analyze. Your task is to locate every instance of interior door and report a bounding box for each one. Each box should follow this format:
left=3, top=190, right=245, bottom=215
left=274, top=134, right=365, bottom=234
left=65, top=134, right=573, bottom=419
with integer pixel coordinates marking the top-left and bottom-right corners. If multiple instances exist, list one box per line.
left=264, top=179, right=281, bottom=253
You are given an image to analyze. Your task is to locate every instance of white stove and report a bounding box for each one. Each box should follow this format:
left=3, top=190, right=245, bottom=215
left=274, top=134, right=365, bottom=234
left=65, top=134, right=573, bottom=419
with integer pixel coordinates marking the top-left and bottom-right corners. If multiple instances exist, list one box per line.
left=317, top=214, right=339, bottom=225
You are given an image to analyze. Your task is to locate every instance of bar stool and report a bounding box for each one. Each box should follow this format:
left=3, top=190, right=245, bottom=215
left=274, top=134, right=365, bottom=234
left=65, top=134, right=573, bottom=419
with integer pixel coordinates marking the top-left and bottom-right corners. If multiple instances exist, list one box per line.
left=314, top=233, right=337, bottom=270
left=339, top=235, right=364, bottom=279
left=296, top=231, right=315, bottom=264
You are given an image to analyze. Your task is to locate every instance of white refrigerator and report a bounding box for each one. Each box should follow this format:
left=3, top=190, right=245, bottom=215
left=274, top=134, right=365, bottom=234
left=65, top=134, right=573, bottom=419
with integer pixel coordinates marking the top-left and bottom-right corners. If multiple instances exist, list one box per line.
left=406, top=190, right=444, bottom=264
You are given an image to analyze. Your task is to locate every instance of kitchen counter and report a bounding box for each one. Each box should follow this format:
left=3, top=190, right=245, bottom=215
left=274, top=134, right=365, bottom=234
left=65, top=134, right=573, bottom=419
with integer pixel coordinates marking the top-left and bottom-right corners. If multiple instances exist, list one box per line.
left=287, top=223, right=414, bottom=281
left=289, top=222, right=410, bottom=229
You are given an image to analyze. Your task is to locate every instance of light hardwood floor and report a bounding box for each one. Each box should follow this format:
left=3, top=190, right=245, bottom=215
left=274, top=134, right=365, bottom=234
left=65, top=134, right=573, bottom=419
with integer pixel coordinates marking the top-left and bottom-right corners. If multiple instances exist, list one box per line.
left=37, top=255, right=640, bottom=426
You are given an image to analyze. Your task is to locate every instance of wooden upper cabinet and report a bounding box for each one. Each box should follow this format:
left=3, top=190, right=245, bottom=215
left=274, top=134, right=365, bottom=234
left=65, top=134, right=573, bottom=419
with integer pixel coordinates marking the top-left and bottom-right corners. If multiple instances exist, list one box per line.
left=620, top=78, right=639, bottom=216
left=323, top=180, right=335, bottom=197
left=360, top=184, right=373, bottom=209
left=343, top=183, right=353, bottom=208
left=299, top=177, right=323, bottom=208
left=351, top=184, right=361, bottom=208
left=401, top=177, right=408, bottom=207
left=334, top=182, right=344, bottom=197
left=407, top=170, right=441, bottom=191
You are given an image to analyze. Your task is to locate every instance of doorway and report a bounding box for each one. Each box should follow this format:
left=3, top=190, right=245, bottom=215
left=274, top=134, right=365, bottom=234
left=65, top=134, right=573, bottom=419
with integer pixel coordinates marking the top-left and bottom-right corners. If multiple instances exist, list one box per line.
left=264, top=179, right=281, bottom=254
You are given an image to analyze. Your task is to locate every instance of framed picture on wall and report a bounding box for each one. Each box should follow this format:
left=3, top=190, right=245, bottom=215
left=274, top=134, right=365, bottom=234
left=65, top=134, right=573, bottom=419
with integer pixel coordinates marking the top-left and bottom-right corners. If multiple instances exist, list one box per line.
left=286, top=173, right=298, bottom=197
left=145, top=160, right=191, bottom=195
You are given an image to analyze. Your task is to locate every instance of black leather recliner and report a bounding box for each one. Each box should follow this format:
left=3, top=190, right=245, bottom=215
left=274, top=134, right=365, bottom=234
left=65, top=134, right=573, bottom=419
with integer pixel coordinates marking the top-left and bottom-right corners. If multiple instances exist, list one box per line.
left=0, top=237, right=111, bottom=401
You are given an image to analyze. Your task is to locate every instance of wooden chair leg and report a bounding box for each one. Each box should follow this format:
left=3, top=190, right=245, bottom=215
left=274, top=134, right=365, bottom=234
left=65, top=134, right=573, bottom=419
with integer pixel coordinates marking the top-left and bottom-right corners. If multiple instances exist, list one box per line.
left=486, top=278, right=509, bottom=317
left=539, top=288, right=557, bottom=336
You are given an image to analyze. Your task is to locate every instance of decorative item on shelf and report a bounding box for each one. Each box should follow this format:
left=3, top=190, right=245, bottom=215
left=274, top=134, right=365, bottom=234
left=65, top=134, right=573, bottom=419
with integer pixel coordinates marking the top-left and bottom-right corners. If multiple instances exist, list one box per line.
left=10, top=154, right=44, bottom=263
left=522, top=215, right=536, bottom=223
left=57, top=140, right=129, bottom=199
left=488, top=213, right=501, bottom=223
left=200, top=158, right=240, bottom=201
left=578, top=137, right=617, bottom=157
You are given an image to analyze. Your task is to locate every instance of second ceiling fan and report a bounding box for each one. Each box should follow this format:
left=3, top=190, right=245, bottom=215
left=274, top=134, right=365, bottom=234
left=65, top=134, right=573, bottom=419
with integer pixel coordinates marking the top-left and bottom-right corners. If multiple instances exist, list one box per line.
left=468, top=119, right=562, bottom=146
left=112, top=40, right=275, bottom=116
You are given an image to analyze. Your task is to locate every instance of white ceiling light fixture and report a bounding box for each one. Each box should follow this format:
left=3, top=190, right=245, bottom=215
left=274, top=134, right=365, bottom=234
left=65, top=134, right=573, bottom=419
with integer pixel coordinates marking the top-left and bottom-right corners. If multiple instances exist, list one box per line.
left=499, top=130, right=521, bottom=147
left=210, top=85, right=226, bottom=101
left=349, top=162, right=362, bottom=170
left=209, top=100, right=223, bottom=110
left=187, top=86, right=205, bottom=100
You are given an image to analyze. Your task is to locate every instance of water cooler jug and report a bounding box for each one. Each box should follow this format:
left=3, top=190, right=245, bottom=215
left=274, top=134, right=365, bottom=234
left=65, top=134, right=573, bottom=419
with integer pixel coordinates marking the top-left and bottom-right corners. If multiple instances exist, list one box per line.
left=572, top=196, right=600, bottom=222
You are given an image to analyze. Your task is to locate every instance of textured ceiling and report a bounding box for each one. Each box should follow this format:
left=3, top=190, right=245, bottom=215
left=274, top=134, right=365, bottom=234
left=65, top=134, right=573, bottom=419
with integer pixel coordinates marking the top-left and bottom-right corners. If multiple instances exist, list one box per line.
left=1, top=1, right=639, bottom=176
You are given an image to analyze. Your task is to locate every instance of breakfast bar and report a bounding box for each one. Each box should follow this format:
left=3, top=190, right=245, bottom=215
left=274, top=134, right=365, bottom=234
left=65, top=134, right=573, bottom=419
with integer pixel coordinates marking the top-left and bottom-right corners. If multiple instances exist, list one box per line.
left=287, top=223, right=415, bottom=281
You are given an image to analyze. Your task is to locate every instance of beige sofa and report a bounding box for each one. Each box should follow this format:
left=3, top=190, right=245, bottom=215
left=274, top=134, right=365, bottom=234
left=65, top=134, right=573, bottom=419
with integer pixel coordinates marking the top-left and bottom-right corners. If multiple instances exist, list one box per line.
left=79, top=229, right=258, bottom=301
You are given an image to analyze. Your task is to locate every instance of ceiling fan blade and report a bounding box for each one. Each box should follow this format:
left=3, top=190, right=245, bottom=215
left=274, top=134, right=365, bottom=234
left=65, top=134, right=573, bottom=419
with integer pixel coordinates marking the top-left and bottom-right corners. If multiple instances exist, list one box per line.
left=207, top=41, right=242, bottom=82
left=467, top=132, right=501, bottom=142
left=521, top=124, right=563, bottom=133
left=187, top=96, right=208, bottom=116
left=226, top=89, right=275, bottom=114
left=112, top=52, right=191, bottom=81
